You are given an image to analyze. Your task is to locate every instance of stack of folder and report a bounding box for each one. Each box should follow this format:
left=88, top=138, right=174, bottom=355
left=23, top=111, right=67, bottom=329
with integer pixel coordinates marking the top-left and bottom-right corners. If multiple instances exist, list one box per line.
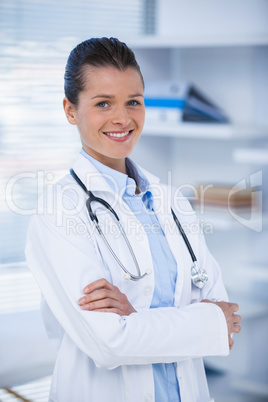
left=144, top=81, right=229, bottom=124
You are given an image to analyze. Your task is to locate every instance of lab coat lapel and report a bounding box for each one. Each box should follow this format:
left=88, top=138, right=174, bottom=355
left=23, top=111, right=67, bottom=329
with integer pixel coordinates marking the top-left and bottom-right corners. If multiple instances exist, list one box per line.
left=134, top=165, right=191, bottom=306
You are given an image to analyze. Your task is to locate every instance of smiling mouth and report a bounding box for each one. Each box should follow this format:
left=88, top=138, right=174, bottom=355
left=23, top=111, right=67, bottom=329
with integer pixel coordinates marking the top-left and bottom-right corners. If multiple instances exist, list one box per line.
left=103, top=130, right=133, bottom=138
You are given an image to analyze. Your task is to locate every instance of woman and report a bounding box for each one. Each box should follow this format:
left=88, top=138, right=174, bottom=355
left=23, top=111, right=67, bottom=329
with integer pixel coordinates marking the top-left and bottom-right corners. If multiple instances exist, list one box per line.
left=25, top=37, right=241, bottom=402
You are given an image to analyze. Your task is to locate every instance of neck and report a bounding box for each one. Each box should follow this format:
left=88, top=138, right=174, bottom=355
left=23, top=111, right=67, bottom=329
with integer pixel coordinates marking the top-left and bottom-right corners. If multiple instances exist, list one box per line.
left=105, top=158, right=127, bottom=174
left=82, top=148, right=127, bottom=174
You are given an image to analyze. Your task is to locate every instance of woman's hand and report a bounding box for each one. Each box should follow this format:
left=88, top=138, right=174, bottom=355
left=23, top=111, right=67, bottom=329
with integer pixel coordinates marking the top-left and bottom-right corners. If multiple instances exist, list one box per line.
left=78, top=278, right=136, bottom=316
left=202, top=299, right=241, bottom=350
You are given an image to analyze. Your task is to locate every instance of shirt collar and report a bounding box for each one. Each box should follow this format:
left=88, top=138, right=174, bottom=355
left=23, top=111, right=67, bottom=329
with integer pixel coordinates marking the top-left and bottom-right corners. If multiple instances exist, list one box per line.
left=80, top=148, right=148, bottom=199
left=73, top=150, right=160, bottom=206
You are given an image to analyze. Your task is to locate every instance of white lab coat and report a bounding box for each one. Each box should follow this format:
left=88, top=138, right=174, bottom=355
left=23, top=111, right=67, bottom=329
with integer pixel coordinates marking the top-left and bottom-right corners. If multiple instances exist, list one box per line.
left=25, top=152, right=229, bottom=402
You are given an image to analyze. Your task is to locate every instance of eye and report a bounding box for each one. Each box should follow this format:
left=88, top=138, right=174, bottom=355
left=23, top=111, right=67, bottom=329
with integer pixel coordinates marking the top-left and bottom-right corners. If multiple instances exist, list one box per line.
left=96, top=101, right=109, bottom=108
left=127, top=100, right=141, bottom=106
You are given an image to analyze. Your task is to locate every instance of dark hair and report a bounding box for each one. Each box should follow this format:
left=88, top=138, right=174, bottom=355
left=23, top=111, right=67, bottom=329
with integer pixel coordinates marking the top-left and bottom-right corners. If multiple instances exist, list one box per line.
left=64, top=37, right=144, bottom=106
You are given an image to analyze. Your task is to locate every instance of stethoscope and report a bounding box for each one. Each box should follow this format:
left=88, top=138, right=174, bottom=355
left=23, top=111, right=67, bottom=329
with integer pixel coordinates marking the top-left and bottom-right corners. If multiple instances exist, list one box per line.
left=70, top=168, right=208, bottom=289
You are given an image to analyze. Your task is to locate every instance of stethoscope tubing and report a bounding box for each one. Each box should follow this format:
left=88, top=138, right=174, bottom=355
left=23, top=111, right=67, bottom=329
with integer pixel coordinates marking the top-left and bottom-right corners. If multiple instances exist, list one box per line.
left=171, top=208, right=197, bottom=263
left=70, top=168, right=208, bottom=287
left=70, top=168, right=145, bottom=280
left=96, top=221, right=148, bottom=281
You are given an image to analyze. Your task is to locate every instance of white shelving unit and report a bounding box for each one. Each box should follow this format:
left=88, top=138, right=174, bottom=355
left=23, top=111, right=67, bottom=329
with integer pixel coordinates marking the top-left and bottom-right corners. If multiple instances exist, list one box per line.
left=142, top=122, right=268, bottom=140
left=130, top=0, right=268, bottom=395
left=126, top=34, right=268, bottom=48
left=234, top=148, right=268, bottom=165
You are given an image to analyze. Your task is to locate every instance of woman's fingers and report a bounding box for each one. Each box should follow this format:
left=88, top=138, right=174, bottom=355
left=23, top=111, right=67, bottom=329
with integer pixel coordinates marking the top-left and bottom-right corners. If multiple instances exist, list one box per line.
left=78, top=288, right=121, bottom=305
left=232, top=322, right=242, bottom=333
left=82, top=278, right=116, bottom=294
left=81, top=298, right=122, bottom=312
left=78, top=280, right=126, bottom=307
left=79, top=291, right=124, bottom=310
left=201, top=299, right=241, bottom=349
left=233, top=313, right=242, bottom=324
left=78, top=279, right=117, bottom=305
left=78, top=278, right=136, bottom=316
left=231, top=310, right=242, bottom=334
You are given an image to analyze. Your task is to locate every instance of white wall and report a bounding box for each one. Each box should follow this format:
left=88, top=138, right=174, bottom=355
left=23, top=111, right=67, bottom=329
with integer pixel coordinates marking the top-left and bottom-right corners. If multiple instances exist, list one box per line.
left=157, top=0, right=268, bottom=38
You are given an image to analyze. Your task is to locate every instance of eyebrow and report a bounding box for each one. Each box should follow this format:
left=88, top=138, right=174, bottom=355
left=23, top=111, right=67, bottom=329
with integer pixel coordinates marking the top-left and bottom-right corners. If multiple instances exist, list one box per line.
left=91, top=93, right=144, bottom=100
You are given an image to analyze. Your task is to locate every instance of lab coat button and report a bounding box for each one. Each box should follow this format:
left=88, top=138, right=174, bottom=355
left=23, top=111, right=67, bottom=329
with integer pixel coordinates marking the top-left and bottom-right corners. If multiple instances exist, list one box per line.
left=144, top=286, right=152, bottom=296
left=144, top=394, right=153, bottom=402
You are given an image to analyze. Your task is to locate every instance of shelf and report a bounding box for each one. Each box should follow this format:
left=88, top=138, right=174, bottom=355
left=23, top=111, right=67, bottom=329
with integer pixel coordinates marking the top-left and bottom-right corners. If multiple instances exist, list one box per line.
left=142, top=122, right=268, bottom=140
left=196, top=210, right=264, bottom=232
left=127, top=34, right=268, bottom=48
left=233, top=148, right=268, bottom=164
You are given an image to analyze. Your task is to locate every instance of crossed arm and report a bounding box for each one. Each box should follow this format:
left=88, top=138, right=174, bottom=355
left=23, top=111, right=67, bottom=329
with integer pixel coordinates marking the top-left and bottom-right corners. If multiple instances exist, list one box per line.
left=78, top=278, right=241, bottom=350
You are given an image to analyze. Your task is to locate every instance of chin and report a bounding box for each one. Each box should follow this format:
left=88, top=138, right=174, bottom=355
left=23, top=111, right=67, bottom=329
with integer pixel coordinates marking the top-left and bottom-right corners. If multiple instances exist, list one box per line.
left=109, top=147, right=135, bottom=159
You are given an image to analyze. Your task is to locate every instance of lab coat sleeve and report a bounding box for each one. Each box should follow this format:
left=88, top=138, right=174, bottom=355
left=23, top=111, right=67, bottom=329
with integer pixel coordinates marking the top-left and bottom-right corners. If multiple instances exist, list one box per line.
left=25, top=195, right=229, bottom=370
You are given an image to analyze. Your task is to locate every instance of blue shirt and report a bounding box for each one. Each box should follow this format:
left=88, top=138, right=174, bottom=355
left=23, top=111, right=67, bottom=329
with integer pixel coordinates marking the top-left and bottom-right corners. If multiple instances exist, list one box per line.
left=81, top=149, right=181, bottom=402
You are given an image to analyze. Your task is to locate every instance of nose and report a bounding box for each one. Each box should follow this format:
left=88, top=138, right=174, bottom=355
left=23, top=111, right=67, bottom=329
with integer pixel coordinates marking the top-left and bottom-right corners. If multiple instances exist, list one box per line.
left=111, top=106, right=131, bottom=126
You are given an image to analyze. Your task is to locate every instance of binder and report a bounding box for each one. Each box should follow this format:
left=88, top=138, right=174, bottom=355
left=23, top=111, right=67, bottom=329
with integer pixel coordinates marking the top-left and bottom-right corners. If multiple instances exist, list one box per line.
left=144, top=81, right=229, bottom=124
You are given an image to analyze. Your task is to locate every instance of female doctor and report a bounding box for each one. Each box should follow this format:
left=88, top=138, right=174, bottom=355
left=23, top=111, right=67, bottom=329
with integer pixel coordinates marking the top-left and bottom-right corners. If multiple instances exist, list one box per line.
left=25, top=37, right=241, bottom=402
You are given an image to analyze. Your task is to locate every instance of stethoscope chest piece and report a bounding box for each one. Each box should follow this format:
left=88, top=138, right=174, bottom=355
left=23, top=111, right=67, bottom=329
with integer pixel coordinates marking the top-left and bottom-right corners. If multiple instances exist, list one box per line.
left=191, top=261, right=208, bottom=289
left=171, top=208, right=209, bottom=289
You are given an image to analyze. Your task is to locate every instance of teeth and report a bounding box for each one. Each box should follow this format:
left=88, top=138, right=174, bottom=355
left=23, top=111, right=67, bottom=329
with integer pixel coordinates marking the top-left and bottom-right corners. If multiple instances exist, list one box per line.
left=105, top=131, right=130, bottom=138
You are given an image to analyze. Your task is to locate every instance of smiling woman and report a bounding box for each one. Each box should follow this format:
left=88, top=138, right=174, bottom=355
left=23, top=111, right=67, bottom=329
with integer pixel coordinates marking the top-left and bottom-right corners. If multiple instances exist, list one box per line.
left=63, top=66, right=145, bottom=173
left=25, top=37, right=241, bottom=402
left=63, top=38, right=146, bottom=173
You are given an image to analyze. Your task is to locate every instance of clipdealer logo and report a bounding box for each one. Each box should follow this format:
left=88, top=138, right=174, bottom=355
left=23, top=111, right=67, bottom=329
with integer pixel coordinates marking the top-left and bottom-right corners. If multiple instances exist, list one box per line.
left=5, top=169, right=263, bottom=233
left=227, top=170, right=262, bottom=233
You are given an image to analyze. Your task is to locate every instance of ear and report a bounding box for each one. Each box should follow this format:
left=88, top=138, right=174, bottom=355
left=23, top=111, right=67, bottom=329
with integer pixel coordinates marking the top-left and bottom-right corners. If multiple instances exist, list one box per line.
left=63, top=97, right=77, bottom=125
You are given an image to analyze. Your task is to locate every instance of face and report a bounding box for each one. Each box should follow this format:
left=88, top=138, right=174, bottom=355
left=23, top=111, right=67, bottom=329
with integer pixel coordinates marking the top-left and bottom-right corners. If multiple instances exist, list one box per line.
left=63, top=66, right=145, bottom=173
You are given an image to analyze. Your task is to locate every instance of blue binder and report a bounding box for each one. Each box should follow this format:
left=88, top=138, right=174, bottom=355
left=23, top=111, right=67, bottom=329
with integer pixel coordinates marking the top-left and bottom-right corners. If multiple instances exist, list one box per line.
left=144, top=81, right=229, bottom=123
